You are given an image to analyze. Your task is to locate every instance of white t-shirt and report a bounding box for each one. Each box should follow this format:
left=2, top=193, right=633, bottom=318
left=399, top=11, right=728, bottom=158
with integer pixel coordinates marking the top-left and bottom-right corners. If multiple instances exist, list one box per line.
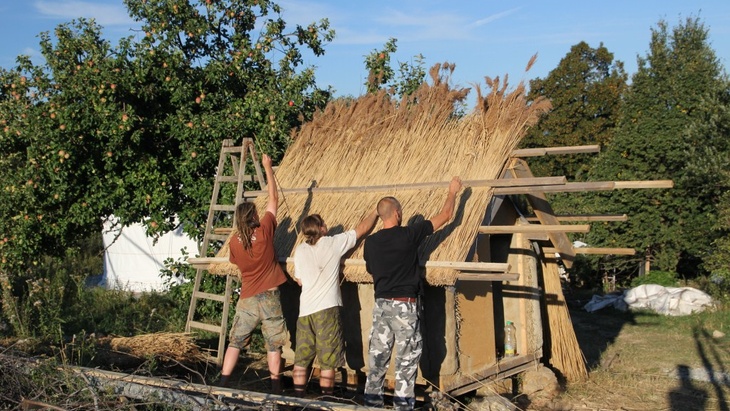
left=294, top=230, right=357, bottom=317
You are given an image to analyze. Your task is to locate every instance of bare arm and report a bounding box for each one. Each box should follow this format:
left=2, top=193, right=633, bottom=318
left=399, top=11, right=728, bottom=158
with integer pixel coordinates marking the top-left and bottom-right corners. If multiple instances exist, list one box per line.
left=354, top=209, right=379, bottom=239
left=262, top=154, right=278, bottom=217
left=428, top=177, right=462, bottom=231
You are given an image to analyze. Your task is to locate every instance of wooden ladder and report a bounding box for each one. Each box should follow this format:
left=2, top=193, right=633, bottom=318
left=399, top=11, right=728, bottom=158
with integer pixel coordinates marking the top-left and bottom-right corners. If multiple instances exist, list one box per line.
left=185, top=138, right=265, bottom=365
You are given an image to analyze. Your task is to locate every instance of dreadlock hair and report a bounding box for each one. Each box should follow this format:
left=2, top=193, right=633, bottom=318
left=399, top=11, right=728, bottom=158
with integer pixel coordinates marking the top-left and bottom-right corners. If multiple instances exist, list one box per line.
left=301, top=214, right=325, bottom=245
left=234, top=202, right=260, bottom=251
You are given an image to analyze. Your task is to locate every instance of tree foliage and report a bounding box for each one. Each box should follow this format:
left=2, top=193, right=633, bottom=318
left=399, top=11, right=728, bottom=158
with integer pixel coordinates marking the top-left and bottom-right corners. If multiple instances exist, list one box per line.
left=521, top=41, right=627, bottom=181
left=587, top=17, right=728, bottom=275
left=0, top=0, right=334, bottom=336
left=363, top=38, right=426, bottom=99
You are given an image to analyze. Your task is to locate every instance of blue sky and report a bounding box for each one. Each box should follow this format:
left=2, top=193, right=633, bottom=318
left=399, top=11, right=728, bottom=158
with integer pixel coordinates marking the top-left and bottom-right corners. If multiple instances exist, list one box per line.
left=1, top=1, right=729, bottom=99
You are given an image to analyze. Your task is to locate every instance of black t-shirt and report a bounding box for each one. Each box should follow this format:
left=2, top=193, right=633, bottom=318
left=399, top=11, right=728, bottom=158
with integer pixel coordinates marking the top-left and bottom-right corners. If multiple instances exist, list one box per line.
left=363, top=220, right=434, bottom=299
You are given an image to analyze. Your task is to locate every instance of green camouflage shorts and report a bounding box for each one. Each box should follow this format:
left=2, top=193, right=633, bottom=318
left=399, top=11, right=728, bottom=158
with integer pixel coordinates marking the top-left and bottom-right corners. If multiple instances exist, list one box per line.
left=294, top=306, right=344, bottom=370
left=229, top=289, right=287, bottom=352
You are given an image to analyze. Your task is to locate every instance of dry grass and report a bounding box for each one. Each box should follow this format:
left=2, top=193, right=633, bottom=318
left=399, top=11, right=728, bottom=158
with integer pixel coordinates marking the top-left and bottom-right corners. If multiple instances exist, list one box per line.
left=545, top=302, right=730, bottom=411
left=210, top=62, right=551, bottom=286
left=541, top=260, right=588, bottom=383
left=104, top=332, right=206, bottom=363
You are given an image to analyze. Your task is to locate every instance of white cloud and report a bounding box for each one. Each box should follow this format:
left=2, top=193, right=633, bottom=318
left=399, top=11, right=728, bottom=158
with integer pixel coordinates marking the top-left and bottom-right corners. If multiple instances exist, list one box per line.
left=468, top=7, right=521, bottom=29
left=34, top=0, right=135, bottom=27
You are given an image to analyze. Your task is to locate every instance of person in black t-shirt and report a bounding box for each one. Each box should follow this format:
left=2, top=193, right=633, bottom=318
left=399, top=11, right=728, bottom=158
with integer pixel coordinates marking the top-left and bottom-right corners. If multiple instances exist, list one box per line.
left=362, top=177, right=462, bottom=410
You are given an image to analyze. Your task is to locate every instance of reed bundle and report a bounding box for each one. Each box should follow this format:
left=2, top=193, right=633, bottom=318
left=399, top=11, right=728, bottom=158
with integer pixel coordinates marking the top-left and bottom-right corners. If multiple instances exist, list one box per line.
left=541, top=260, right=588, bottom=381
left=210, top=63, right=550, bottom=286
left=107, top=332, right=206, bottom=363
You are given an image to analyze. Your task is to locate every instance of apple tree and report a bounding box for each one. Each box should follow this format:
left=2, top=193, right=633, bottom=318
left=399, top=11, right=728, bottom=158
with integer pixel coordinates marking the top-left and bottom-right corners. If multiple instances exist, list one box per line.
left=0, top=0, right=334, bottom=337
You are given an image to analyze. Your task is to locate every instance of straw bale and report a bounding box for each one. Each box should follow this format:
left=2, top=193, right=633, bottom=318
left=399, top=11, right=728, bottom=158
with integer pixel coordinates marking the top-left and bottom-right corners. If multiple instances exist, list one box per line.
left=107, top=332, right=206, bottom=363
left=210, top=63, right=550, bottom=286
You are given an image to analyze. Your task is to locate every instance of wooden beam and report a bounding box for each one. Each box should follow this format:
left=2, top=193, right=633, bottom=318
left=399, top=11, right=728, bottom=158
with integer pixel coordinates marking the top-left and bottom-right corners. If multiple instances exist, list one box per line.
left=494, top=181, right=615, bottom=194
left=511, top=145, right=601, bottom=157
left=187, top=257, right=510, bottom=273
left=73, top=366, right=375, bottom=411
left=241, top=176, right=567, bottom=198
left=525, top=214, right=628, bottom=222
left=613, top=180, right=674, bottom=189
left=524, top=233, right=551, bottom=241
left=457, top=273, right=520, bottom=282
left=478, top=224, right=590, bottom=234
left=495, top=180, right=674, bottom=195
left=543, top=247, right=636, bottom=255
left=503, top=158, right=576, bottom=268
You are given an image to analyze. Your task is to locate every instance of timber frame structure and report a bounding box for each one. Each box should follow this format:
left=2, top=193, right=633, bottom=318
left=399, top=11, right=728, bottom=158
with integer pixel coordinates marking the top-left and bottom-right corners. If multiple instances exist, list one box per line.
left=187, top=140, right=672, bottom=396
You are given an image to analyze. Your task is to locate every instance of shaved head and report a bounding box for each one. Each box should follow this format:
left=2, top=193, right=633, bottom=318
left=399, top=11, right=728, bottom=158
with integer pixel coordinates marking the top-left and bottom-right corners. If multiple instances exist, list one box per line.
left=377, top=196, right=402, bottom=225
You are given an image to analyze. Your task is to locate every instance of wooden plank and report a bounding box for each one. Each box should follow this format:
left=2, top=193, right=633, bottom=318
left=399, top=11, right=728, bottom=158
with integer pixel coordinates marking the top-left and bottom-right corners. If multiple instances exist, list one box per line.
left=187, top=257, right=510, bottom=272
left=457, top=273, right=520, bottom=282
left=192, top=291, right=226, bottom=302
left=241, top=176, right=567, bottom=198
left=511, top=145, right=601, bottom=157
left=73, top=366, right=380, bottom=411
left=496, top=180, right=673, bottom=195
left=187, top=320, right=222, bottom=333
left=543, top=247, right=636, bottom=255
left=494, top=181, right=615, bottom=195
left=526, top=214, right=628, bottom=222
left=478, top=224, right=590, bottom=234
left=503, top=158, right=576, bottom=268
left=613, top=180, right=674, bottom=189
left=524, top=233, right=551, bottom=241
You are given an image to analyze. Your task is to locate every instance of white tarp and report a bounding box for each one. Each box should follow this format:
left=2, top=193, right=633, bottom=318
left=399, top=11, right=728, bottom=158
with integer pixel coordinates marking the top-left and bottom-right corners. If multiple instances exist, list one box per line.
left=101, top=217, right=199, bottom=292
left=584, top=284, right=714, bottom=316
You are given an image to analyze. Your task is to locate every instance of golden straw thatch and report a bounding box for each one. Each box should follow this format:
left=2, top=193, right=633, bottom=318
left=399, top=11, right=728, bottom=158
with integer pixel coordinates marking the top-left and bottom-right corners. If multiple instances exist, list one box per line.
left=210, top=63, right=550, bottom=286
left=107, top=332, right=206, bottom=363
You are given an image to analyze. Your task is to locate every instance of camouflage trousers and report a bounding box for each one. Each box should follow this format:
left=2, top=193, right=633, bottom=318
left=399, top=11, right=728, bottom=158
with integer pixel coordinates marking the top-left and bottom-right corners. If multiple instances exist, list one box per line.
left=364, top=298, right=422, bottom=411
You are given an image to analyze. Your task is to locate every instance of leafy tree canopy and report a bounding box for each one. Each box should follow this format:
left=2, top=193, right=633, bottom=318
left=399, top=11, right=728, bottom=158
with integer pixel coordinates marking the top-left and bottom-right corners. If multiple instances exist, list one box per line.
left=0, top=0, right=334, bottom=278
left=521, top=41, right=627, bottom=182
left=588, top=16, right=728, bottom=274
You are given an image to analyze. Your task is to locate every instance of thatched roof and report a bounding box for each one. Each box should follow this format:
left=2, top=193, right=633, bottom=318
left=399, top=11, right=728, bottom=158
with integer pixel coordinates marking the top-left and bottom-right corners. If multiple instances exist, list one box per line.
left=211, top=63, right=551, bottom=286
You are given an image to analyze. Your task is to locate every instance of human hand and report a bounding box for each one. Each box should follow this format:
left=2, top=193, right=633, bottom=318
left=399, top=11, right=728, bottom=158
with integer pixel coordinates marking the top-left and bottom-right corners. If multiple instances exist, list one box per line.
left=449, top=176, right=462, bottom=195
left=262, top=154, right=272, bottom=169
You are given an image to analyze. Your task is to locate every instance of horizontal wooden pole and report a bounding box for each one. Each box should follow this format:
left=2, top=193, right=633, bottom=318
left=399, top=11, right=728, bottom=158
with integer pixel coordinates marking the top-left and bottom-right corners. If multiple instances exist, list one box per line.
left=457, top=273, right=520, bottom=282
left=543, top=247, right=636, bottom=255
left=496, top=180, right=673, bottom=195
left=511, top=145, right=601, bottom=157
left=494, top=181, right=615, bottom=194
left=187, top=257, right=510, bottom=273
left=478, top=224, right=591, bottom=234
left=242, top=176, right=566, bottom=197
left=525, top=214, right=628, bottom=222
left=613, top=180, right=674, bottom=189
left=74, top=367, right=374, bottom=411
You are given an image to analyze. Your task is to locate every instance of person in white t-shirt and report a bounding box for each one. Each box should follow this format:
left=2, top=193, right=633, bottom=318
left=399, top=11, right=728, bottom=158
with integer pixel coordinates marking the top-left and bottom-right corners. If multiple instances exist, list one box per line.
left=292, top=209, right=378, bottom=397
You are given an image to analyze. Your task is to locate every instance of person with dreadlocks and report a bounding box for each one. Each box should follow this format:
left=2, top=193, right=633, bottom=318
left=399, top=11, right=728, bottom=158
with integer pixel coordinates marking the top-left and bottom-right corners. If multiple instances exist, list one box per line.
left=291, top=209, right=378, bottom=397
left=219, top=154, right=288, bottom=393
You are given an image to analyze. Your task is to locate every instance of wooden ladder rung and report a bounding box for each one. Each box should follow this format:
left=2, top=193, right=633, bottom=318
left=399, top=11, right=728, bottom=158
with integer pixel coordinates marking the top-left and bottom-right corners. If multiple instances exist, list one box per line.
left=188, top=321, right=223, bottom=333
left=221, top=146, right=243, bottom=153
left=206, top=233, right=230, bottom=241
left=193, top=291, right=227, bottom=302
left=211, top=204, right=237, bottom=211
left=216, top=175, right=239, bottom=182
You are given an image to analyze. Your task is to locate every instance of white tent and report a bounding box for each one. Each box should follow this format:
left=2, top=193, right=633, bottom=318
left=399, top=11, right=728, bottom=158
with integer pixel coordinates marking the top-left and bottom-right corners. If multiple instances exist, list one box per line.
left=101, top=217, right=199, bottom=292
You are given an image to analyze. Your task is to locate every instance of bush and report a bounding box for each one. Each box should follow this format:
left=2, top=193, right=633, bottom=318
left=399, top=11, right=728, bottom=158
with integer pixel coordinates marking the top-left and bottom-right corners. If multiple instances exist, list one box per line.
left=630, top=270, right=679, bottom=288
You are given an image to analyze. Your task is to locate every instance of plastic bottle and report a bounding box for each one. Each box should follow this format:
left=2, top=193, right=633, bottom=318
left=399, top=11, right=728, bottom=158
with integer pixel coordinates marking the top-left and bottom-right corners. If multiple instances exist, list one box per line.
left=504, top=321, right=517, bottom=357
